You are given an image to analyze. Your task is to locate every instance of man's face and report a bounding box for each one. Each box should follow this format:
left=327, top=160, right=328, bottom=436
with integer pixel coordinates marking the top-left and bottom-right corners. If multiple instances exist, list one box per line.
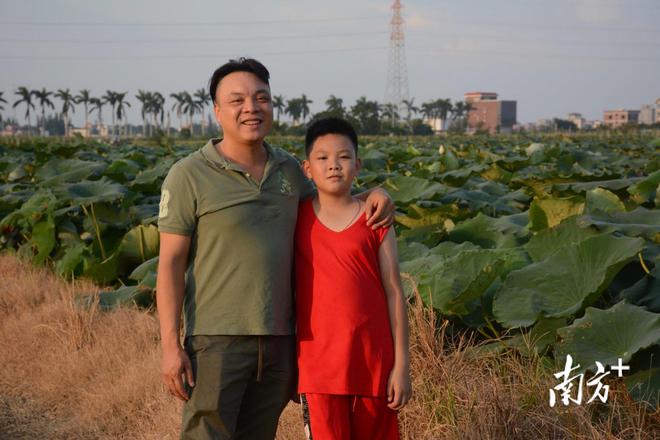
left=303, top=134, right=361, bottom=196
left=213, top=71, right=273, bottom=144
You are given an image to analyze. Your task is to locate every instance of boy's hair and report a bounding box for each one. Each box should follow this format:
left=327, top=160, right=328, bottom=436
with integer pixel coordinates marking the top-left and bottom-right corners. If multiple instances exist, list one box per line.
left=208, top=58, right=270, bottom=103
left=305, top=117, right=358, bottom=157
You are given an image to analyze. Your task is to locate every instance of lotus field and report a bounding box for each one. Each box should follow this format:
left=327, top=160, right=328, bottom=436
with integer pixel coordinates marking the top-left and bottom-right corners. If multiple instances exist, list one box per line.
left=1, top=134, right=659, bottom=409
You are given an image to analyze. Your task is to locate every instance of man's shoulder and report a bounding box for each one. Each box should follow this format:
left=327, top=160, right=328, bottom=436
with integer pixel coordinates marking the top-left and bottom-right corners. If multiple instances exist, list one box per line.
left=266, top=143, right=302, bottom=166
left=168, top=142, right=213, bottom=176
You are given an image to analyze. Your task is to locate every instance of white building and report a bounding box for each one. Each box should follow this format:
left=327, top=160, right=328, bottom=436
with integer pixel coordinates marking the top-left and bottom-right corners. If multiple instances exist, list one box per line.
left=567, top=113, right=586, bottom=130
left=639, top=105, right=656, bottom=125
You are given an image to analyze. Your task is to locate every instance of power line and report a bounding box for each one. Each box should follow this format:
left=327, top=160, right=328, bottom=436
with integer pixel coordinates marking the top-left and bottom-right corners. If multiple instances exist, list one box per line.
left=0, top=16, right=387, bottom=27
left=409, top=46, right=658, bottom=62
left=0, top=31, right=387, bottom=45
left=0, top=46, right=389, bottom=60
left=409, top=30, right=660, bottom=49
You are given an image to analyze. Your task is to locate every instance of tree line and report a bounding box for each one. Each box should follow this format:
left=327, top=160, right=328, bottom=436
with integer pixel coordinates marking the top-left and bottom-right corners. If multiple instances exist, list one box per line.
left=0, top=88, right=474, bottom=137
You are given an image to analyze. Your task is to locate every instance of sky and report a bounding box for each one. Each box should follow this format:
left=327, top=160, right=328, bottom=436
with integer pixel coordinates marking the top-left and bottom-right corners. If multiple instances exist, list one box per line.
left=1, top=0, right=659, bottom=126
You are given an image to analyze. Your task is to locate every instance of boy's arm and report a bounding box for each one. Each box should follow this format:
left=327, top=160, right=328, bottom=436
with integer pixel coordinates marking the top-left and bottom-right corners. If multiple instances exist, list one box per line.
left=156, top=232, right=194, bottom=401
left=378, top=228, right=412, bottom=410
left=355, top=187, right=395, bottom=229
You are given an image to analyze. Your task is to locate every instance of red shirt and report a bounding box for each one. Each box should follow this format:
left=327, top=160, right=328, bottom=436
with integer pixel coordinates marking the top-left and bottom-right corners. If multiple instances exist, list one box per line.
left=295, top=199, right=394, bottom=396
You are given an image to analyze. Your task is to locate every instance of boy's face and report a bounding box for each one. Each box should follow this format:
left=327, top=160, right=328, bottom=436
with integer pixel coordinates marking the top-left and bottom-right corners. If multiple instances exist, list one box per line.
left=213, top=71, right=273, bottom=145
left=303, top=134, right=361, bottom=196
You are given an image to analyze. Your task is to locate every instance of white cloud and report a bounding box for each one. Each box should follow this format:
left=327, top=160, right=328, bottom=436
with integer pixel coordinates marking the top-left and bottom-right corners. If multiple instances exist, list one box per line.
left=575, top=0, right=619, bottom=24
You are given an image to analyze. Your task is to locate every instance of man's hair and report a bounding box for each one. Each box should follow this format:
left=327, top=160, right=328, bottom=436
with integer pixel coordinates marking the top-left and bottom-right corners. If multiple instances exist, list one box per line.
left=305, top=117, right=358, bottom=157
left=208, top=57, right=270, bottom=103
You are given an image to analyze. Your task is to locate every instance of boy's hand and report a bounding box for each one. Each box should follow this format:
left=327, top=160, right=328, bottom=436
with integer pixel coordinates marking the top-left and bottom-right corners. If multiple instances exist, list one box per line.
left=387, top=364, right=412, bottom=410
left=365, top=187, right=395, bottom=229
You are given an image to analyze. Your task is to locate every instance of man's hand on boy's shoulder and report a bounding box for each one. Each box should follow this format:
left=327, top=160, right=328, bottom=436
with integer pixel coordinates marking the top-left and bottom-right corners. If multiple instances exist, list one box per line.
left=362, top=187, right=395, bottom=229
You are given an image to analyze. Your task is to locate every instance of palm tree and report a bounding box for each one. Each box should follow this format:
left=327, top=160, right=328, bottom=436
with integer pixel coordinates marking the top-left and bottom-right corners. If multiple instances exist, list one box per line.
left=272, top=95, right=285, bottom=122
left=436, top=99, right=453, bottom=130
left=103, top=90, right=119, bottom=136
left=75, top=89, right=92, bottom=131
left=380, top=103, right=399, bottom=122
left=182, top=92, right=198, bottom=134
left=401, top=98, right=419, bottom=133
left=285, top=98, right=303, bottom=125
left=151, top=92, right=165, bottom=132
left=169, top=92, right=186, bottom=133
left=0, top=92, right=7, bottom=124
left=451, top=100, right=472, bottom=120
left=32, top=88, right=55, bottom=135
left=194, top=88, right=211, bottom=136
left=420, top=101, right=435, bottom=120
left=300, top=94, right=313, bottom=123
left=325, top=95, right=345, bottom=116
left=54, top=89, right=76, bottom=136
left=114, top=92, right=131, bottom=137
left=89, top=97, right=106, bottom=133
left=401, top=98, right=418, bottom=122
left=350, top=96, right=380, bottom=134
left=13, top=87, right=36, bottom=134
left=136, top=90, right=153, bottom=137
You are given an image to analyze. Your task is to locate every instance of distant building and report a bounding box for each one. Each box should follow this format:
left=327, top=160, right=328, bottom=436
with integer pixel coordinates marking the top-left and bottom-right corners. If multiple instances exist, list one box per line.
left=534, top=119, right=554, bottom=131
left=464, top=92, right=517, bottom=134
left=603, top=109, right=639, bottom=128
left=70, top=122, right=93, bottom=138
left=639, top=105, right=656, bottom=125
left=656, top=99, right=660, bottom=124
left=424, top=117, right=444, bottom=132
left=0, top=124, right=23, bottom=136
left=567, top=113, right=586, bottom=130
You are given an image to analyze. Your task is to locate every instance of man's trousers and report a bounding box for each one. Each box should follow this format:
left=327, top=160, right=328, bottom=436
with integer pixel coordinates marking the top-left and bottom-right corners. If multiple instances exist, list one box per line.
left=181, top=335, right=296, bottom=440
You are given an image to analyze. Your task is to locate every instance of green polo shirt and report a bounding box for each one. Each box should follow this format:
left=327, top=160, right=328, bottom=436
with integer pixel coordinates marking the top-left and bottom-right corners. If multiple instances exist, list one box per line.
left=158, top=139, right=314, bottom=336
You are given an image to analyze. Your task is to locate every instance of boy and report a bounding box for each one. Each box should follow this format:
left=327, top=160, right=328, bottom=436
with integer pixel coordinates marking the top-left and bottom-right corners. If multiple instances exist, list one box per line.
left=295, top=117, right=412, bottom=439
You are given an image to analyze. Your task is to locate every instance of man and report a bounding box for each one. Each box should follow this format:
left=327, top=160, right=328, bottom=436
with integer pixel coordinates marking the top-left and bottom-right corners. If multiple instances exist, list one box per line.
left=156, top=58, right=393, bottom=440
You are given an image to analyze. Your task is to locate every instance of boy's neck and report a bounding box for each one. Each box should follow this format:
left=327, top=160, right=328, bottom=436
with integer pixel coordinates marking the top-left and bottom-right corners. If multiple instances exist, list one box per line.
left=315, top=191, right=354, bottom=210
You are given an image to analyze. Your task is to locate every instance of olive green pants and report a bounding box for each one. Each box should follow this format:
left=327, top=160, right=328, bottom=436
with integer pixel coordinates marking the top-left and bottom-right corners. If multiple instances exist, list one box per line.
left=181, top=335, right=296, bottom=440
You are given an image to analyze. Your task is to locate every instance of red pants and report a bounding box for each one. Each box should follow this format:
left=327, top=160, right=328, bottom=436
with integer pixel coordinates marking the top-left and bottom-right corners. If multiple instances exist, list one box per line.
left=301, top=393, right=400, bottom=440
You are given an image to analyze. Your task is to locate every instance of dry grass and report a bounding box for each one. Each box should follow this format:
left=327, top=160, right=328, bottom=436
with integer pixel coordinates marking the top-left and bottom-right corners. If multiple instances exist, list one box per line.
left=0, top=253, right=658, bottom=439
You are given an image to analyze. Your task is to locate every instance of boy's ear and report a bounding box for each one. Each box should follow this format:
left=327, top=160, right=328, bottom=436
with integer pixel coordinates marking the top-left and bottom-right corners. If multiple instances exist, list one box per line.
left=355, top=158, right=362, bottom=173
left=302, top=160, right=312, bottom=179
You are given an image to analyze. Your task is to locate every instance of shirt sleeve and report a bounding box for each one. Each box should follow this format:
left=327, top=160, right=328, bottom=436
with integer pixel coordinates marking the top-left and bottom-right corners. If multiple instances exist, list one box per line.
left=157, top=162, right=197, bottom=236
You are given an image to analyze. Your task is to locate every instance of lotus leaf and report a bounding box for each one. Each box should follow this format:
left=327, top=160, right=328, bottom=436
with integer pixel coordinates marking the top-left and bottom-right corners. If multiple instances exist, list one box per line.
left=627, top=170, right=660, bottom=206
left=417, top=248, right=527, bottom=317
left=30, top=219, right=56, bottom=265
left=55, top=242, right=88, bottom=276
left=98, top=285, right=154, bottom=310
left=448, top=212, right=529, bottom=249
left=577, top=208, right=660, bottom=242
left=384, top=176, right=446, bottom=204
left=529, top=196, right=584, bottom=231
left=525, top=216, right=600, bottom=262
left=35, top=159, right=106, bottom=185
left=55, top=178, right=128, bottom=205
left=493, top=234, right=644, bottom=327
left=555, top=301, right=660, bottom=375
left=119, top=224, right=160, bottom=262
left=585, top=188, right=625, bottom=214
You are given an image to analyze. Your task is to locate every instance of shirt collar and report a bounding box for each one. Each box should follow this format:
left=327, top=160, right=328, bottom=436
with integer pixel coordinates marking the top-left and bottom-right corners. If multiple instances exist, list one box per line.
left=201, top=138, right=287, bottom=171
